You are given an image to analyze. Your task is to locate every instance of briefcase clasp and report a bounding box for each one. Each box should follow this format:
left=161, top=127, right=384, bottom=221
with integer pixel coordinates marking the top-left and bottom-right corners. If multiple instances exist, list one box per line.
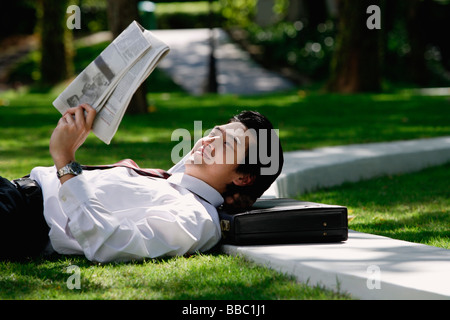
left=220, top=220, right=230, bottom=232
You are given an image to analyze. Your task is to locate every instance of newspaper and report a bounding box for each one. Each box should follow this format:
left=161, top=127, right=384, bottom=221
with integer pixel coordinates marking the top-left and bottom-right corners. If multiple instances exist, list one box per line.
left=53, top=21, right=170, bottom=144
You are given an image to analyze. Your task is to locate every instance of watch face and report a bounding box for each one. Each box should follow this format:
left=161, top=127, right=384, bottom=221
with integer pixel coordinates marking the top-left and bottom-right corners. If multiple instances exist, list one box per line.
left=69, top=162, right=83, bottom=175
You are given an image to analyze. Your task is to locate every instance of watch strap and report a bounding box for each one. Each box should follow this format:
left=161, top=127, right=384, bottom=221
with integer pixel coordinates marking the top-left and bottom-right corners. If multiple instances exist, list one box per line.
left=57, top=161, right=82, bottom=179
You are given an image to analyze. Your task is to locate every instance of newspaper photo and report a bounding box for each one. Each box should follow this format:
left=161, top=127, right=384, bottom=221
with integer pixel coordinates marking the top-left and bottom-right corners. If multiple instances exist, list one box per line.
left=53, top=21, right=170, bottom=144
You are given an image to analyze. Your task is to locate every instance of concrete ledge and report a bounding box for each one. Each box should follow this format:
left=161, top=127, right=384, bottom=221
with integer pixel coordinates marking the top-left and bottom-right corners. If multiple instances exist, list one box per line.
left=233, top=137, right=450, bottom=299
left=264, top=136, right=450, bottom=198
left=222, top=231, right=450, bottom=300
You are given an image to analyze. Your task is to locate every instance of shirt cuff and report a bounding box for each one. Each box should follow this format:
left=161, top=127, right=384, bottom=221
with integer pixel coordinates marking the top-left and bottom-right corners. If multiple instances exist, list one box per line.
left=58, top=174, right=96, bottom=215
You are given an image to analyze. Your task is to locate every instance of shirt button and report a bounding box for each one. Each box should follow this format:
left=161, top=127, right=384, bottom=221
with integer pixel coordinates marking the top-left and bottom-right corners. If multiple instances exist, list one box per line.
left=61, top=196, right=67, bottom=202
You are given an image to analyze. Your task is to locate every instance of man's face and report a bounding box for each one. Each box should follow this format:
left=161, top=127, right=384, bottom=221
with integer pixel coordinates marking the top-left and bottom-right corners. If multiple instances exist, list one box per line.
left=184, top=122, right=256, bottom=190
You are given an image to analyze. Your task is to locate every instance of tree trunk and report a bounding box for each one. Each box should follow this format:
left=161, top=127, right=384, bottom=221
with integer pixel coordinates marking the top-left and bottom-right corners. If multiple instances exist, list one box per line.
left=327, top=0, right=382, bottom=93
left=405, top=0, right=430, bottom=86
left=107, top=0, right=148, bottom=114
left=39, top=0, right=73, bottom=85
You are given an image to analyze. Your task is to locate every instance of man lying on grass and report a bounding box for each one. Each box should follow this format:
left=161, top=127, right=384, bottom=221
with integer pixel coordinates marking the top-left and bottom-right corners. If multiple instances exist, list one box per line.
left=0, top=104, right=283, bottom=262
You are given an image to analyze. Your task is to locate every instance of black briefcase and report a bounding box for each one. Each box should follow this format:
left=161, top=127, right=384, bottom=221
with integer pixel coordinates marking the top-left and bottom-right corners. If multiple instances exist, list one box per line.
left=218, top=198, right=348, bottom=245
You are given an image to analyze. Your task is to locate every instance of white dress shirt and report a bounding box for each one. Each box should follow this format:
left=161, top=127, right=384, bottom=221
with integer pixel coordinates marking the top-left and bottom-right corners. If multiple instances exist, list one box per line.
left=30, top=160, right=223, bottom=263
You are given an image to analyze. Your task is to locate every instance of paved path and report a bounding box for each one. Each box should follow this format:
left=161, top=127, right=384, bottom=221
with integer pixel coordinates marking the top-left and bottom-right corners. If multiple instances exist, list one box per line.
left=152, top=28, right=295, bottom=95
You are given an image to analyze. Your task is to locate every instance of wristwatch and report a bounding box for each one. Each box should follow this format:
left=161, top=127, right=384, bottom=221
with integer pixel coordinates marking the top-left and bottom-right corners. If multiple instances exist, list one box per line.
left=57, top=161, right=83, bottom=179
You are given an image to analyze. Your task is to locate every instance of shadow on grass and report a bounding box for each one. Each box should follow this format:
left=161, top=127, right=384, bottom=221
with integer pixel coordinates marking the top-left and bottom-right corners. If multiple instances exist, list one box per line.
left=0, top=252, right=349, bottom=300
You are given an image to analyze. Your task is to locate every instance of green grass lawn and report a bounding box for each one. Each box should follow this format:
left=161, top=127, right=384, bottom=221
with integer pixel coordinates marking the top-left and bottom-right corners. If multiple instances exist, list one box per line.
left=0, top=40, right=449, bottom=300
left=1, top=86, right=449, bottom=180
left=1, top=85, right=448, bottom=299
left=300, top=163, right=450, bottom=249
left=0, top=253, right=351, bottom=300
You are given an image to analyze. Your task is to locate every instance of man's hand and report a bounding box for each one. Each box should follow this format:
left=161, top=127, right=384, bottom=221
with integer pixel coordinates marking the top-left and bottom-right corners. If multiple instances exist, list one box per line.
left=49, top=104, right=96, bottom=174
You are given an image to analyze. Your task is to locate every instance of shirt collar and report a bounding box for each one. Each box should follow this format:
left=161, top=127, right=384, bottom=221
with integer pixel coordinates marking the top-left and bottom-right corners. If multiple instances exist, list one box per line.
left=167, top=173, right=224, bottom=208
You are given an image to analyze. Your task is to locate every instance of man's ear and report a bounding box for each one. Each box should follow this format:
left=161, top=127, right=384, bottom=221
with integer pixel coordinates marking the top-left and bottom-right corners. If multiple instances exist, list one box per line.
left=232, top=173, right=255, bottom=186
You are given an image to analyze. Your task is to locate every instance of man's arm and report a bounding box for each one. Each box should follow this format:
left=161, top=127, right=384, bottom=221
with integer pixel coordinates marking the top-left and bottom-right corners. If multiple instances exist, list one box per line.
left=49, top=104, right=96, bottom=184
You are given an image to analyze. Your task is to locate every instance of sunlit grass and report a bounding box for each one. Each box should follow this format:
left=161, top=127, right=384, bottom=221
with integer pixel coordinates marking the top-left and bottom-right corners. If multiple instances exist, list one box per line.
left=300, top=163, right=450, bottom=249
left=0, top=252, right=351, bottom=300
left=1, top=87, right=450, bottom=180
left=1, top=87, right=448, bottom=299
left=1, top=38, right=449, bottom=300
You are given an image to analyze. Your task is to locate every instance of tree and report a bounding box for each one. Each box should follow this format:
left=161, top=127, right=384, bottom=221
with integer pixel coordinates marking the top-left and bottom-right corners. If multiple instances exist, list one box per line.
left=107, top=0, right=148, bottom=114
left=327, top=0, right=383, bottom=93
left=38, top=0, right=73, bottom=85
left=405, top=0, right=430, bottom=86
